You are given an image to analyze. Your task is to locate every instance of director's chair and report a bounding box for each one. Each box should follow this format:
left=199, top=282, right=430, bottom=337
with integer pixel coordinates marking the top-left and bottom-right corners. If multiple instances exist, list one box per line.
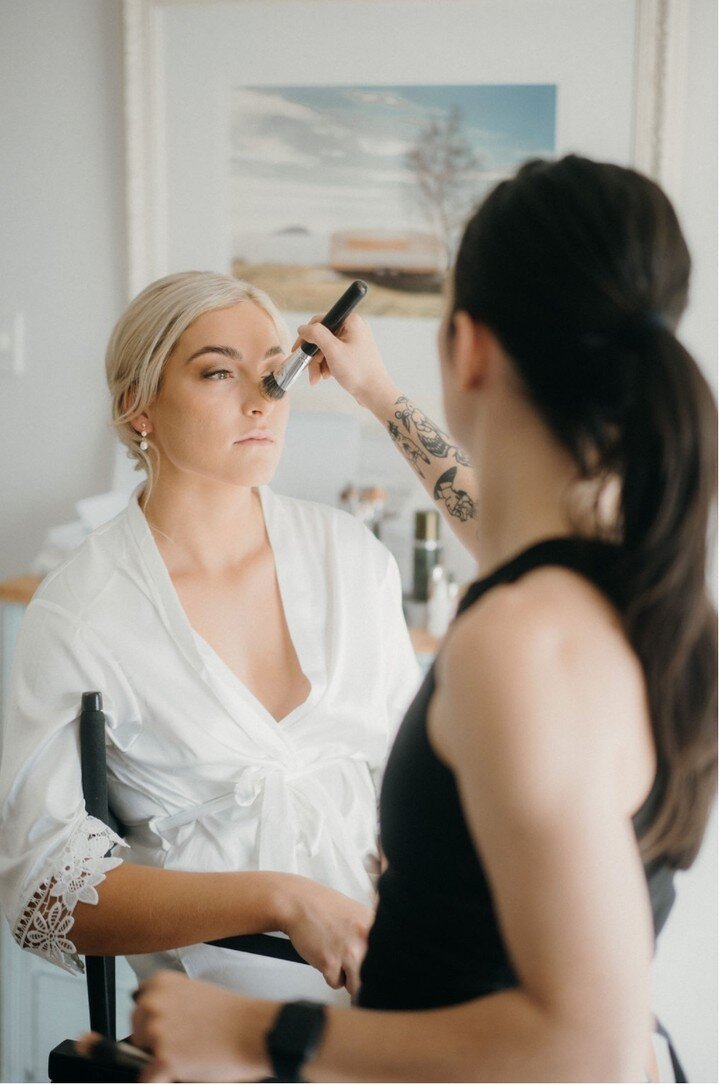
left=48, top=692, right=307, bottom=1082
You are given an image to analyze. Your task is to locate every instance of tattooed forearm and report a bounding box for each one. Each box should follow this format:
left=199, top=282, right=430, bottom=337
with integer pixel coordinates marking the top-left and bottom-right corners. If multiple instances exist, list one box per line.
left=387, top=421, right=432, bottom=478
left=433, top=467, right=477, bottom=523
left=392, top=397, right=415, bottom=433
left=381, top=390, right=480, bottom=552
left=393, top=395, right=470, bottom=466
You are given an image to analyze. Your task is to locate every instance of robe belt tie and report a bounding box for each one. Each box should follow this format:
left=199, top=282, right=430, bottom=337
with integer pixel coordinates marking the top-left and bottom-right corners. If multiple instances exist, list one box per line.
left=146, top=759, right=372, bottom=900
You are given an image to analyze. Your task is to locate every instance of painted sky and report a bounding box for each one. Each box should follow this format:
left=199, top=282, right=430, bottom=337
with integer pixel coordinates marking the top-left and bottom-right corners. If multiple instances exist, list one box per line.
left=229, top=84, right=556, bottom=245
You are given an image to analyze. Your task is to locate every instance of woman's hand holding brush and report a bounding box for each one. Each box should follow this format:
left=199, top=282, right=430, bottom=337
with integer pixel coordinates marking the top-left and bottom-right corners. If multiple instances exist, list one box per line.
left=296, top=313, right=401, bottom=417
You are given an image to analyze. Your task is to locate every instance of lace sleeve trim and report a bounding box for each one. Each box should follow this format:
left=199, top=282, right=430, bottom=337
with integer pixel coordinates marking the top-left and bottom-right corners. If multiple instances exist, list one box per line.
left=12, top=814, right=127, bottom=975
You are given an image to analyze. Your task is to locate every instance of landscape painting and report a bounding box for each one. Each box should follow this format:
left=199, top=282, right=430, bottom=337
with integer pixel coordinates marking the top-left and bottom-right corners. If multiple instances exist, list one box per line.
left=229, top=84, right=556, bottom=317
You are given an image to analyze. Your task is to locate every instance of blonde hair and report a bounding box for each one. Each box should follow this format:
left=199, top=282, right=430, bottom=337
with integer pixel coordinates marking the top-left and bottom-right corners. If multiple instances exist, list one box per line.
left=106, top=271, right=290, bottom=492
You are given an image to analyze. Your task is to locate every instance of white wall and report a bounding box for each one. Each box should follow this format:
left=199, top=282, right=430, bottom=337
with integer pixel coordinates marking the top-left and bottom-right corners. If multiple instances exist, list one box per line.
left=668, top=0, right=718, bottom=396
left=0, top=0, right=126, bottom=581
left=649, top=4, right=718, bottom=1080
left=0, top=0, right=716, bottom=1079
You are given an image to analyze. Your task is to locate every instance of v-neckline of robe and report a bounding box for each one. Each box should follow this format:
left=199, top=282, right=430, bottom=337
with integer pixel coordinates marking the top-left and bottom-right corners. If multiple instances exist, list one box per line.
left=128, top=484, right=324, bottom=732
left=192, top=627, right=310, bottom=727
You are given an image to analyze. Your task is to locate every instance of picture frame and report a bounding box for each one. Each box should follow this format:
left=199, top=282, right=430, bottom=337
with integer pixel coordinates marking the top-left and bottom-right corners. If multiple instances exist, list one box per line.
left=122, top=0, right=690, bottom=302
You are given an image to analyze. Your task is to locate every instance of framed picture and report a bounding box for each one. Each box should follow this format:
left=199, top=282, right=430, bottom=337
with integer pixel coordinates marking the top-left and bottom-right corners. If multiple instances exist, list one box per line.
left=226, top=82, right=557, bottom=318
left=123, top=0, right=688, bottom=305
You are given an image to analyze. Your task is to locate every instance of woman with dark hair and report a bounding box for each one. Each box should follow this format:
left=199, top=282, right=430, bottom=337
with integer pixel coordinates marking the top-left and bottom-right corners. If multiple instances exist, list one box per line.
left=99, top=155, right=716, bottom=1081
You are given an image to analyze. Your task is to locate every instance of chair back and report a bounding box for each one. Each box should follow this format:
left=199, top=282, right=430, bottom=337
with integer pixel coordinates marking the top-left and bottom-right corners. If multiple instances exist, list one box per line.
left=77, top=690, right=308, bottom=1038
left=50, top=690, right=309, bottom=1080
left=79, top=691, right=118, bottom=1040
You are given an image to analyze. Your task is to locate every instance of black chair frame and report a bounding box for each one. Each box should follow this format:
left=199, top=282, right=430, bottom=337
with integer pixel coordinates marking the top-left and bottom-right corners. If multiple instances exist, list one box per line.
left=48, top=691, right=308, bottom=1082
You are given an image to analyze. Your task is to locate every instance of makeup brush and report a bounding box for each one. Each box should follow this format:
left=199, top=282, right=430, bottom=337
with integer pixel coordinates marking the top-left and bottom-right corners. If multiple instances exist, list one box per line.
left=260, top=279, right=368, bottom=400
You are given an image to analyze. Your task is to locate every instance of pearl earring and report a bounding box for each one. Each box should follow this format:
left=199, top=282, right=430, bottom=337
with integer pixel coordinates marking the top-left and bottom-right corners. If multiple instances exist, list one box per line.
left=140, top=426, right=149, bottom=452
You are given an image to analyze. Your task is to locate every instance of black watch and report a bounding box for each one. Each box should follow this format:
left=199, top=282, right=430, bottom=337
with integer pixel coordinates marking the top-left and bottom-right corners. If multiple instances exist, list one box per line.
left=266, top=1000, right=327, bottom=1083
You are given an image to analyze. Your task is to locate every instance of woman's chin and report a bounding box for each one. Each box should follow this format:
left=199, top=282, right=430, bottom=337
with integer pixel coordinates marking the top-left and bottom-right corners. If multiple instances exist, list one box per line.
left=227, top=463, right=280, bottom=488
left=174, top=453, right=282, bottom=491
left=225, top=443, right=283, bottom=488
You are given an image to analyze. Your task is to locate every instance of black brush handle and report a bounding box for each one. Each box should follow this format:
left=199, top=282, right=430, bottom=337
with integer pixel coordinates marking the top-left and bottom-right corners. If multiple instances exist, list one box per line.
left=299, top=279, right=368, bottom=357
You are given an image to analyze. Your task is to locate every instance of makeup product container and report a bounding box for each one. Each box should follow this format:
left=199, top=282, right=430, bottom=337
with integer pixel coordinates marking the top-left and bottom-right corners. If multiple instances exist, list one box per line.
left=412, top=509, right=442, bottom=602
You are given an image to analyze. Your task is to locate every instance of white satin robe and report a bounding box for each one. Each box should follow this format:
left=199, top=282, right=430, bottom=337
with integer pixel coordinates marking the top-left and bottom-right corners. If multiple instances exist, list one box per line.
left=0, top=485, right=421, bottom=1002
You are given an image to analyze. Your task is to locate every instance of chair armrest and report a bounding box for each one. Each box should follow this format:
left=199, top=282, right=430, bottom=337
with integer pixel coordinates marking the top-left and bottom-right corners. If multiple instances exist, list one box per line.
left=208, top=933, right=308, bottom=965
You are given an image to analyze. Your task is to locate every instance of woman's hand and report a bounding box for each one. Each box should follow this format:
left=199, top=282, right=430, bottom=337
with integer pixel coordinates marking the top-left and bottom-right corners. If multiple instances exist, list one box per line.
left=296, top=313, right=399, bottom=413
left=129, top=971, right=275, bottom=1082
left=278, top=874, right=373, bottom=997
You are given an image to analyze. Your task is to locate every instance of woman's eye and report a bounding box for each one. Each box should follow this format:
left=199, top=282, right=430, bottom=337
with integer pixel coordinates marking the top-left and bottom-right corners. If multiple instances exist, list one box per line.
left=203, top=368, right=232, bottom=381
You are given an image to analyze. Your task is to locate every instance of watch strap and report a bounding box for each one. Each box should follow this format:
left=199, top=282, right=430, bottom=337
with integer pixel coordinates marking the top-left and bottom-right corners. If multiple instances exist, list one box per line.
left=266, top=1000, right=327, bottom=1083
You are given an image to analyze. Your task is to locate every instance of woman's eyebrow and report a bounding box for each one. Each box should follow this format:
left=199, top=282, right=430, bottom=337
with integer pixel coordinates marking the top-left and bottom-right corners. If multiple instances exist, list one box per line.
left=185, top=344, right=284, bottom=364
left=186, top=345, right=242, bottom=364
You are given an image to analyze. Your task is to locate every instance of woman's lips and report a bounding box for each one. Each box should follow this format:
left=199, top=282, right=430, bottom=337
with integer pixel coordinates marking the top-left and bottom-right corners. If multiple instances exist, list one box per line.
left=235, top=432, right=275, bottom=444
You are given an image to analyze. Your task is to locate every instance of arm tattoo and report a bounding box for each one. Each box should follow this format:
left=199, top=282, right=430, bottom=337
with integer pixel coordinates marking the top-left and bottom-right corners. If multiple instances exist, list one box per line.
left=433, top=466, right=477, bottom=523
left=393, top=395, right=470, bottom=466
left=387, top=420, right=432, bottom=478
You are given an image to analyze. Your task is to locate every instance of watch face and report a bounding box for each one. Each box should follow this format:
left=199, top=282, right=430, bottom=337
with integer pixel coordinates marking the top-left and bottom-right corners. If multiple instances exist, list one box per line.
left=268, top=1001, right=327, bottom=1080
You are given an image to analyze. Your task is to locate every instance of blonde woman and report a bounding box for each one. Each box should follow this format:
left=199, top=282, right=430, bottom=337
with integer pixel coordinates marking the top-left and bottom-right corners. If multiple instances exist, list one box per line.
left=0, top=272, right=424, bottom=1004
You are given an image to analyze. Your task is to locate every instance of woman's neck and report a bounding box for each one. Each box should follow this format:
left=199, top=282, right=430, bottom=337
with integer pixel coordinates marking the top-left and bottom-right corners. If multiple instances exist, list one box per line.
left=140, top=473, right=267, bottom=576
left=465, top=407, right=582, bottom=580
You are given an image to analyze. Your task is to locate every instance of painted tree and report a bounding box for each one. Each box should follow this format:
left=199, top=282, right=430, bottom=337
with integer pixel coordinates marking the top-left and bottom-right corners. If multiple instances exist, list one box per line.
left=405, top=106, right=481, bottom=268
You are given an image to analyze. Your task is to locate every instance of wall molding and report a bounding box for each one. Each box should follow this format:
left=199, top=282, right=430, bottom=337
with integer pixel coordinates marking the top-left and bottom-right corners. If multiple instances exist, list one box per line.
left=123, top=0, right=167, bottom=298
left=634, top=0, right=690, bottom=199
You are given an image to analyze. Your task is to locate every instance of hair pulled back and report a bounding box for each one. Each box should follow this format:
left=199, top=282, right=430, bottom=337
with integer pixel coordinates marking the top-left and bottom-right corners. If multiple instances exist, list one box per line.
left=454, top=155, right=717, bottom=868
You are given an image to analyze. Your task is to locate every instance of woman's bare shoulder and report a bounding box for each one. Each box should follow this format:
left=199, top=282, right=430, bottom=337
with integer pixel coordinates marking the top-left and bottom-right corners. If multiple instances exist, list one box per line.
left=442, top=564, right=631, bottom=676
left=432, top=565, right=648, bottom=795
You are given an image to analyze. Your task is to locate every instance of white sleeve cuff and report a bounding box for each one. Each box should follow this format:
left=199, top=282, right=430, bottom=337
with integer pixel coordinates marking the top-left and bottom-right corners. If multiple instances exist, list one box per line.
left=12, top=814, right=127, bottom=975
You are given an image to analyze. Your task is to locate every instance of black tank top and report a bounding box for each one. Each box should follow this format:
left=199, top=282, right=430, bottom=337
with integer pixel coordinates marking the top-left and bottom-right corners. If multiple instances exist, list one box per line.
left=358, top=537, right=676, bottom=1011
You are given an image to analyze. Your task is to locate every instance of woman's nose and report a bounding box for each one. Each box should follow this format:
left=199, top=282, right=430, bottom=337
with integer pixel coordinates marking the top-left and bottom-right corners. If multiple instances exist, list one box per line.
left=243, top=380, right=274, bottom=416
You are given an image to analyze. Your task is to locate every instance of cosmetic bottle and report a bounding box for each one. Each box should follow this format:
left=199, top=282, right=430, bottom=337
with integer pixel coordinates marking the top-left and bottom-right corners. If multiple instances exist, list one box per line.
left=447, top=573, right=460, bottom=618
left=412, top=510, right=441, bottom=602
left=427, top=564, right=450, bottom=638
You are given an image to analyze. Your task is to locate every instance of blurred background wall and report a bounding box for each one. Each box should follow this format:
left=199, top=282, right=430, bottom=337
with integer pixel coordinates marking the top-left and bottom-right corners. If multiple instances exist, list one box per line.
left=0, top=1, right=126, bottom=580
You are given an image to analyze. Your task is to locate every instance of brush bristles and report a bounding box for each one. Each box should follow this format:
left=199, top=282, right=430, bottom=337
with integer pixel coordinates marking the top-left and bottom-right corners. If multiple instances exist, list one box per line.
left=260, top=372, right=287, bottom=400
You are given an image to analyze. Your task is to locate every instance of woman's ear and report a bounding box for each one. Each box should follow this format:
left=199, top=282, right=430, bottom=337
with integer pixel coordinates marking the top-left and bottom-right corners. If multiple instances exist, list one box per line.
left=129, top=413, right=152, bottom=436
left=451, top=312, right=489, bottom=393
left=122, top=389, right=153, bottom=435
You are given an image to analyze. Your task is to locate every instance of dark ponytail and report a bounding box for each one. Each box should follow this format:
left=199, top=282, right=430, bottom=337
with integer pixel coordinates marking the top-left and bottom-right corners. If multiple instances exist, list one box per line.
left=617, top=329, right=717, bottom=866
left=454, top=155, right=717, bottom=868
